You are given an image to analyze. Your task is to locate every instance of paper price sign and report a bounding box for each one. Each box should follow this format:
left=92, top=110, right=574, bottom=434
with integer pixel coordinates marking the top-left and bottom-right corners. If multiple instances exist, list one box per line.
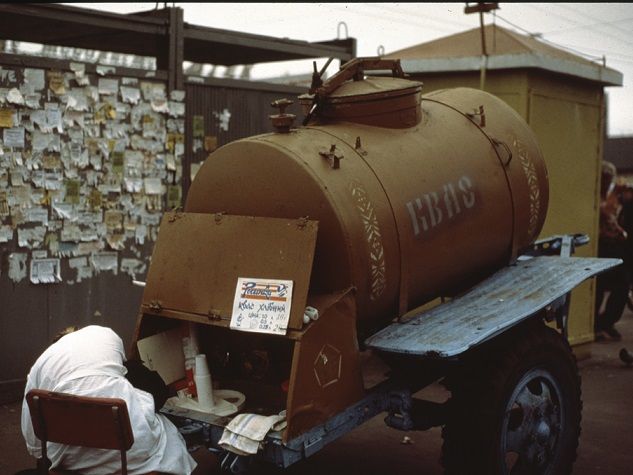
left=230, top=278, right=293, bottom=335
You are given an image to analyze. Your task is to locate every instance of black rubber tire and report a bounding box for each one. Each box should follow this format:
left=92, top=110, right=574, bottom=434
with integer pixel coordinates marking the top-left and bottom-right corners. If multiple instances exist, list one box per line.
left=441, top=323, right=581, bottom=475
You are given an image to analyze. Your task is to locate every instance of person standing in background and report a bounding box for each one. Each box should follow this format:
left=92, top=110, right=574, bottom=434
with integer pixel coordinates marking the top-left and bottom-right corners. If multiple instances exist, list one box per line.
left=595, top=161, right=629, bottom=341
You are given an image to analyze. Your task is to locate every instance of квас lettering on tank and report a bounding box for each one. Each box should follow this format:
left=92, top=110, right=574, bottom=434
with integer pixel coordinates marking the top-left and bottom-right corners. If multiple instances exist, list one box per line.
left=405, top=176, right=476, bottom=237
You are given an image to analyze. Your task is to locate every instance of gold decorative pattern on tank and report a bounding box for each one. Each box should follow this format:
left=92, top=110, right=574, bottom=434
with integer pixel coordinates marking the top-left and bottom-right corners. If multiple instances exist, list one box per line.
left=349, top=180, right=387, bottom=301
left=514, top=138, right=541, bottom=241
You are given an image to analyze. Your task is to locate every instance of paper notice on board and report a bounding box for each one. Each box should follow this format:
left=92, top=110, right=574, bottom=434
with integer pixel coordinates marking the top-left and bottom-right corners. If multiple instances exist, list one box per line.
left=91, top=251, right=118, bottom=274
left=7, top=88, right=24, bottom=106
left=69, top=256, right=87, bottom=269
left=53, top=202, right=77, bottom=221
left=3, top=127, right=24, bottom=148
left=8, top=253, right=28, bottom=283
left=70, top=63, right=89, bottom=86
left=120, top=258, right=145, bottom=278
left=104, top=210, right=123, bottom=230
left=166, top=185, right=181, bottom=210
left=144, top=177, right=163, bottom=195
left=192, top=115, right=204, bottom=138
left=17, top=226, right=46, bottom=248
left=0, top=225, right=13, bottom=243
left=65, top=179, right=81, bottom=204
left=47, top=71, right=66, bottom=95
left=25, top=93, right=42, bottom=109
left=96, top=65, right=116, bottom=77
left=168, top=101, right=185, bottom=118
left=67, top=89, right=90, bottom=112
left=32, top=250, right=48, bottom=260
left=24, top=69, right=45, bottom=91
left=25, top=207, right=49, bottom=225
left=30, top=258, right=62, bottom=284
left=75, top=265, right=93, bottom=282
left=230, top=278, right=293, bottom=335
left=121, top=86, right=141, bottom=105
left=170, top=90, right=185, bottom=101
left=135, top=224, right=147, bottom=245
left=98, top=78, right=118, bottom=96
left=42, top=154, right=61, bottom=170
left=0, top=108, right=14, bottom=127
left=0, top=190, right=9, bottom=217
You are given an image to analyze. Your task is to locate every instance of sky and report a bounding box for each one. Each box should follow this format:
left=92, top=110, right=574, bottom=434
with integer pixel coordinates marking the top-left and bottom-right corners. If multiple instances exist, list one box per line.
left=68, top=2, right=633, bottom=137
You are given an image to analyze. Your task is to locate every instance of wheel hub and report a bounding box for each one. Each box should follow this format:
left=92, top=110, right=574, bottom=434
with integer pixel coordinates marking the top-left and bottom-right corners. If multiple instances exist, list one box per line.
left=535, top=420, right=551, bottom=444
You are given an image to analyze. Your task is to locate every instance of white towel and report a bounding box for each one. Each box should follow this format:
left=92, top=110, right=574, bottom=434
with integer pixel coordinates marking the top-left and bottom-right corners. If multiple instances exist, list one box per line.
left=218, top=413, right=286, bottom=455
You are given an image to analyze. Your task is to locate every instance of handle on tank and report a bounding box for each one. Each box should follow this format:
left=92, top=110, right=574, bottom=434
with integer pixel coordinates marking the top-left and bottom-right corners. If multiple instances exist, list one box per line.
left=492, top=138, right=513, bottom=166
left=313, top=57, right=406, bottom=96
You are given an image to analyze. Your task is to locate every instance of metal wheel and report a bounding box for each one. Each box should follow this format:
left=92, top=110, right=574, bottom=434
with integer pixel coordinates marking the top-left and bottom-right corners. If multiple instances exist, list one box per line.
left=441, top=323, right=581, bottom=475
left=500, top=369, right=564, bottom=474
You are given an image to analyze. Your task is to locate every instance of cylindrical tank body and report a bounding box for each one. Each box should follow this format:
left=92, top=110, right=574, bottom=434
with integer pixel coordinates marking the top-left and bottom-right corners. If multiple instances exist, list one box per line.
left=186, top=78, right=548, bottom=336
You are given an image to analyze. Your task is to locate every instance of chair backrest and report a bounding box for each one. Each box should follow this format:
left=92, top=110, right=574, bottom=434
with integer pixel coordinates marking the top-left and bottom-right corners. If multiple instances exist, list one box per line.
left=26, top=389, right=134, bottom=474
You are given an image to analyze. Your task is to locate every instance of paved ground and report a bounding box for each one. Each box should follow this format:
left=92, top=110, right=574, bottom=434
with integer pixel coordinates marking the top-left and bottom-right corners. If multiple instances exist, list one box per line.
left=3, top=312, right=633, bottom=474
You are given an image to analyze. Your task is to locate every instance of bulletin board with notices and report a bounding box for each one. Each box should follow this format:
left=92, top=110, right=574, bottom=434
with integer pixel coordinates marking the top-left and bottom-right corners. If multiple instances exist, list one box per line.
left=0, top=60, right=186, bottom=285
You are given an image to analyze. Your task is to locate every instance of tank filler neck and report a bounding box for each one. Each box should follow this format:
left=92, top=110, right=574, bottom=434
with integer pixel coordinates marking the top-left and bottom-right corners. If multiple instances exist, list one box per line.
left=302, top=57, right=408, bottom=126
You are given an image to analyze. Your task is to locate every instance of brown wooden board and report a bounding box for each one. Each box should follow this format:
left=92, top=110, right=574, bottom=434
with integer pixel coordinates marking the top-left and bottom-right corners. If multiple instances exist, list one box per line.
left=142, top=212, right=318, bottom=331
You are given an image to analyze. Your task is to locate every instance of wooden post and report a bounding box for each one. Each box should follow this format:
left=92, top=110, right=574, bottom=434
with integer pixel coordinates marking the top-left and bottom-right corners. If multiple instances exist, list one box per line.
left=464, top=3, right=499, bottom=91
left=156, top=7, right=184, bottom=92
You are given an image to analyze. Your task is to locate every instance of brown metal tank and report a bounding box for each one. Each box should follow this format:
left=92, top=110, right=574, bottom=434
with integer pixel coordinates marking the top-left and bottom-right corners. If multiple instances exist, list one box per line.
left=185, top=59, right=549, bottom=337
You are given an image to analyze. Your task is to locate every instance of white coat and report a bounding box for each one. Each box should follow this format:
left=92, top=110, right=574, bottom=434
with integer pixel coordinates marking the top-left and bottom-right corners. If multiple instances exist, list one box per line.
left=21, top=325, right=197, bottom=475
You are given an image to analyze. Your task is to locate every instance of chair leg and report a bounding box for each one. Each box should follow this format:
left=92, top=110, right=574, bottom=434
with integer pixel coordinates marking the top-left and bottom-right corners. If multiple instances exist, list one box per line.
left=36, top=455, right=51, bottom=475
left=120, top=449, right=128, bottom=475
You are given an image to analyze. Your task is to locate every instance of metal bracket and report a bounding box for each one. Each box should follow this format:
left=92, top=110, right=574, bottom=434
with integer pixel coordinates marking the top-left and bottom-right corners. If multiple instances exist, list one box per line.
left=319, top=144, right=344, bottom=169
left=467, top=105, right=486, bottom=127
left=523, top=234, right=588, bottom=257
left=214, top=212, right=226, bottom=224
left=303, top=436, right=324, bottom=458
left=206, top=309, right=223, bottom=321
left=384, top=389, right=414, bottom=431
left=355, top=136, right=367, bottom=156
left=296, top=216, right=309, bottom=230
left=167, top=210, right=183, bottom=223
left=220, top=451, right=251, bottom=474
left=148, top=300, right=163, bottom=313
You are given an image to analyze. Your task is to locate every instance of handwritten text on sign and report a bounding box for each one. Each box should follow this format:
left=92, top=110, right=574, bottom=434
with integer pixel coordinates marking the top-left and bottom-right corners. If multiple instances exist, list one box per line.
left=230, top=278, right=293, bottom=335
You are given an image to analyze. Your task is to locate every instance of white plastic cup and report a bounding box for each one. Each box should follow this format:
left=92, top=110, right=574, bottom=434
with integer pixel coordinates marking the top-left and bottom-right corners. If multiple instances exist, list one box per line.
left=194, top=354, right=214, bottom=409
left=194, top=354, right=210, bottom=376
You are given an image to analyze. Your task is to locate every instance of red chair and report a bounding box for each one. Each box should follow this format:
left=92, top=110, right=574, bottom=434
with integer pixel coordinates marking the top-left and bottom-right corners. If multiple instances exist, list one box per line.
left=26, top=389, right=158, bottom=475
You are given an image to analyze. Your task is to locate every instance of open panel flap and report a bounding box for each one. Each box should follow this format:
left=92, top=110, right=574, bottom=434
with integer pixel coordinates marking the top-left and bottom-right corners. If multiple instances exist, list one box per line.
left=142, top=212, right=318, bottom=330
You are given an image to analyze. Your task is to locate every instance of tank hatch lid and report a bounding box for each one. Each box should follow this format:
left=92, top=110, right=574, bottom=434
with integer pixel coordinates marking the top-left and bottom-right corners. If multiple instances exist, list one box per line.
left=325, top=76, right=422, bottom=103
left=142, top=212, right=318, bottom=332
left=300, top=75, right=423, bottom=128
left=299, top=76, right=422, bottom=104
left=299, top=58, right=423, bottom=127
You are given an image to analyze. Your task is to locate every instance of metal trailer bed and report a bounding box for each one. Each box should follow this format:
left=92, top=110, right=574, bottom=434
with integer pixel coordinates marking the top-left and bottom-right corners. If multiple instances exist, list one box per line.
left=161, top=235, right=621, bottom=473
